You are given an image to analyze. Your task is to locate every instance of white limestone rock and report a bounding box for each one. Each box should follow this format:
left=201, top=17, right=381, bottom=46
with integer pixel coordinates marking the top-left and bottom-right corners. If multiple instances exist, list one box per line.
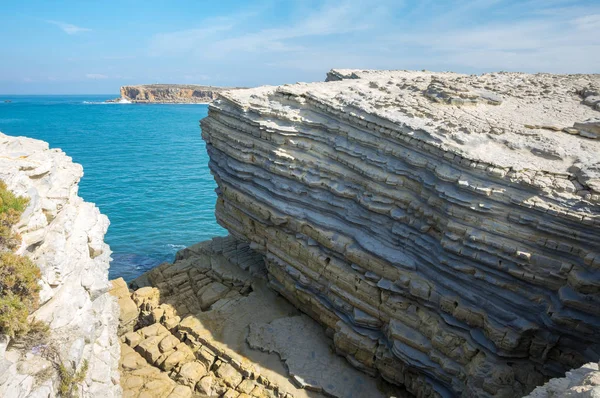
left=525, top=362, right=600, bottom=398
left=0, top=133, right=121, bottom=398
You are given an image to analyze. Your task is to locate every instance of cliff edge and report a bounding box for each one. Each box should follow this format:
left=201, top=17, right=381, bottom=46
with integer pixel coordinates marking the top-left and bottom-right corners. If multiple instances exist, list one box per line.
left=0, top=133, right=120, bottom=397
left=119, top=84, right=242, bottom=104
left=201, top=70, right=600, bottom=397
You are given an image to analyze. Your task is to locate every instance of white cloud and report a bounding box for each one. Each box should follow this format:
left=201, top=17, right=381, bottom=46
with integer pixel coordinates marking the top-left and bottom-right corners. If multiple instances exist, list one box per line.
left=86, top=73, right=108, bottom=79
left=22, top=78, right=33, bottom=83
left=47, top=20, right=91, bottom=35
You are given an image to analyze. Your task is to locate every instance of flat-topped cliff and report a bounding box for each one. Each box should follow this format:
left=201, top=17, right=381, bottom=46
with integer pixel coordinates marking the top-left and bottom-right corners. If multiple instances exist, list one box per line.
left=201, top=70, right=600, bottom=397
left=119, top=84, right=242, bottom=104
left=0, top=133, right=120, bottom=397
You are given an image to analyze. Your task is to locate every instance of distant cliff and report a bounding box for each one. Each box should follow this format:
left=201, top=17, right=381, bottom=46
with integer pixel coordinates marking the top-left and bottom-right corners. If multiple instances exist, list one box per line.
left=118, top=84, right=241, bottom=103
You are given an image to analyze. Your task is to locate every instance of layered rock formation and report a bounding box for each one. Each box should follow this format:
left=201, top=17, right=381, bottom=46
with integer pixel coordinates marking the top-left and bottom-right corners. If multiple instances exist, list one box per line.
left=119, top=84, right=241, bottom=104
left=111, top=236, right=401, bottom=398
left=0, top=133, right=120, bottom=397
left=201, top=70, right=600, bottom=397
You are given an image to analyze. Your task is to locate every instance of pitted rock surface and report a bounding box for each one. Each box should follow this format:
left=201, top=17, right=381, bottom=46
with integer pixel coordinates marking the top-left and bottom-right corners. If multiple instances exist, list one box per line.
left=200, top=70, right=600, bottom=397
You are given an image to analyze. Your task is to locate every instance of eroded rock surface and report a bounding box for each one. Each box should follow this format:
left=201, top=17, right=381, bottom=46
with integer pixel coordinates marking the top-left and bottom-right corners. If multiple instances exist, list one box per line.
left=200, top=70, right=600, bottom=397
left=525, top=361, right=600, bottom=397
left=0, top=133, right=120, bottom=397
left=113, top=236, right=400, bottom=398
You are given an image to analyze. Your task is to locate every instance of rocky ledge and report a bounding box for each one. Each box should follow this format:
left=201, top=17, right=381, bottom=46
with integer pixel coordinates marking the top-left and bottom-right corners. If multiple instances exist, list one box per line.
left=117, top=84, right=243, bottom=104
left=110, top=236, right=404, bottom=398
left=201, top=70, right=600, bottom=397
left=525, top=361, right=600, bottom=397
left=0, top=133, right=120, bottom=397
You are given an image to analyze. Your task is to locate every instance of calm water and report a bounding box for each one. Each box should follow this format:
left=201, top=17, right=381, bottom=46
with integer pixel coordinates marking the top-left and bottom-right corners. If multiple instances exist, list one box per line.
left=0, top=95, right=226, bottom=280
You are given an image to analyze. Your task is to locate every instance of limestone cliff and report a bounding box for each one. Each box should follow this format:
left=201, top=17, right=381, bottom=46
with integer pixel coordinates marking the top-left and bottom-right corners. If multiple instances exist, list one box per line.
left=0, top=133, right=120, bottom=397
left=119, top=84, right=241, bottom=104
left=201, top=70, right=600, bottom=397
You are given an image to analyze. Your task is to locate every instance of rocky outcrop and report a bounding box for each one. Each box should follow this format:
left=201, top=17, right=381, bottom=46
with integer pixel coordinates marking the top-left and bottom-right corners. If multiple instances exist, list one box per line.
left=200, top=70, right=600, bottom=397
left=112, top=236, right=401, bottom=398
left=525, top=362, right=600, bottom=397
left=0, top=133, right=120, bottom=397
left=119, top=84, right=242, bottom=104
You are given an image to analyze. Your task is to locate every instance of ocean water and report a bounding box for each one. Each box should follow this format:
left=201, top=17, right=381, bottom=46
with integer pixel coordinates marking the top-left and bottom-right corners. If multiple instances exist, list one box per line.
left=0, top=95, right=226, bottom=280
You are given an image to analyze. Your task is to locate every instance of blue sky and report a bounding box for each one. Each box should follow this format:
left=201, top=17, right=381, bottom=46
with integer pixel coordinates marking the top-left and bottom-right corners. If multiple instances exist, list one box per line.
left=1, top=0, right=599, bottom=94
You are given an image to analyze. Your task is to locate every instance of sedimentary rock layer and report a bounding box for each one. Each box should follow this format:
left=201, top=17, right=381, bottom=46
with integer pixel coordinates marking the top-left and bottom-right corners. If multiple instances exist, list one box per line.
left=112, top=236, right=398, bottom=398
left=0, top=133, right=120, bottom=397
left=119, top=84, right=241, bottom=103
left=201, top=70, right=600, bottom=397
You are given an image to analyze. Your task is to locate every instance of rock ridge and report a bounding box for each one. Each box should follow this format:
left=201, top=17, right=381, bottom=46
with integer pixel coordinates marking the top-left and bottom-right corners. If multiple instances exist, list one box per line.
left=201, top=70, right=600, bottom=397
left=0, top=132, right=120, bottom=397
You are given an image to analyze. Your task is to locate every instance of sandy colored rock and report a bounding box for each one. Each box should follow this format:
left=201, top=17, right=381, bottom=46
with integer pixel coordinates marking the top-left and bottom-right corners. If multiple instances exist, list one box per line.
left=176, top=361, right=207, bottom=387
left=167, top=385, right=192, bottom=398
left=216, top=362, right=243, bottom=389
left=117, top=236, right=402, bottom=398
left=110, top=277, right=139, bottom=335
left=119, top=84, right=242, bottom=104
left=198, top=281, right=230, bottom=310
left=196, top=374, right=214, bottom=396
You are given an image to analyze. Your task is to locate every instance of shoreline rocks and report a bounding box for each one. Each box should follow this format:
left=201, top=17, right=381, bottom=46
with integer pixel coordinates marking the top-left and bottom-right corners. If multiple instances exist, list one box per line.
left=111, top=236, right=404, bottom=398
left=200, top=70, right=600, bottom=397
left=0, top=132, right=120, bottom=397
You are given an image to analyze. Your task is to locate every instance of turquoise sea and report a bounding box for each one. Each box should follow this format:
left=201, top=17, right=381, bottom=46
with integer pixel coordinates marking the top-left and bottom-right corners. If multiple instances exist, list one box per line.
left=0, top=95, right=226, bottom=281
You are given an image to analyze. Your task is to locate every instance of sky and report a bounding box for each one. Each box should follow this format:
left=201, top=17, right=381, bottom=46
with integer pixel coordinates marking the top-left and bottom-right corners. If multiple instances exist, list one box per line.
left=0, top=0, right=599, bottom=94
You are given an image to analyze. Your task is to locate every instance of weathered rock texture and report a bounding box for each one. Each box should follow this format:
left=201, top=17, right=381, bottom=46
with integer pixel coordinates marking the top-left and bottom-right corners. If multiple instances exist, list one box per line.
left=112, top=236, right=402, bottom=398
left=119, top=84, right=242, bottom=104
left=200, top=70, right=600, bottom=397
left=525, top=361, right=600, bottom=397
left=0, top=133, right=120, bottom=397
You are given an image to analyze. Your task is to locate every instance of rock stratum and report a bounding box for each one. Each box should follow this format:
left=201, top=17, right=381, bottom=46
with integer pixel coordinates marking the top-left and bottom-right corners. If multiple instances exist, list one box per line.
left=119, top=84, right=241, bottom=104
left=0, top=133, right=120, bottom=397
left=110, top=236, right=404, bottom=398
left=201, top=70, right=600, bottom=397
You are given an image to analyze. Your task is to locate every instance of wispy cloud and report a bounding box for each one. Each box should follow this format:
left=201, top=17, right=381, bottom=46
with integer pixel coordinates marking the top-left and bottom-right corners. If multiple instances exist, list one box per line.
left=149, top=25, right=233, bottom=56
left=379, top=8, right=600, bottom=73
left=148, top=11, right=262, bottom=56
left=47, top=20, right=91, bottom=35
left=150, top=0, right=390, bottom=57
left=85, top=73, right=108, bottom=79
